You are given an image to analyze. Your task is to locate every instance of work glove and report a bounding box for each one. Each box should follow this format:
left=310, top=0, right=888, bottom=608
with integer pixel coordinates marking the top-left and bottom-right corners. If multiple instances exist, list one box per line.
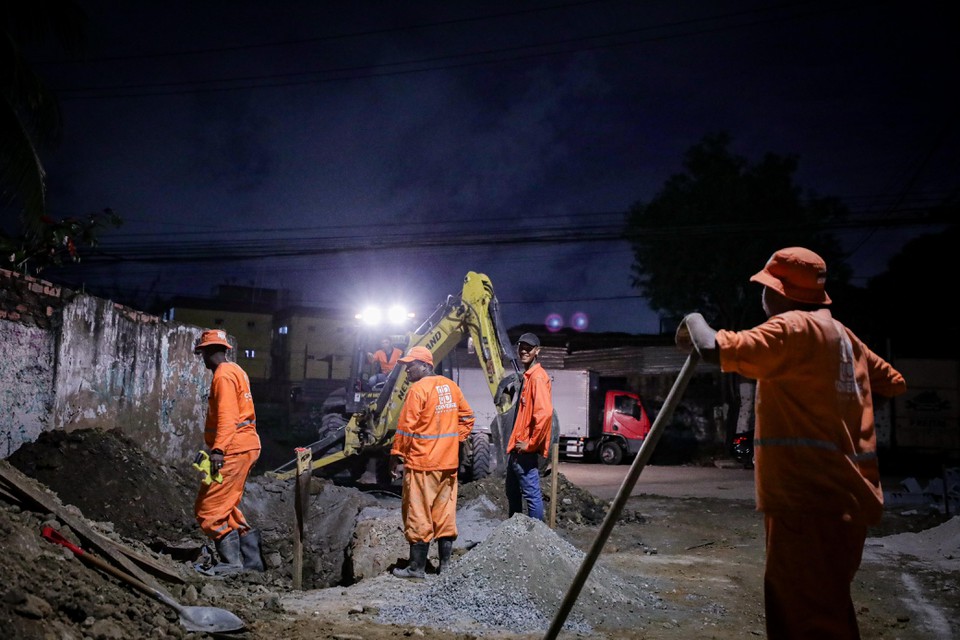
left=675, top=313, right=719, bottom=362
left=209, top=449, right=225, bottom=475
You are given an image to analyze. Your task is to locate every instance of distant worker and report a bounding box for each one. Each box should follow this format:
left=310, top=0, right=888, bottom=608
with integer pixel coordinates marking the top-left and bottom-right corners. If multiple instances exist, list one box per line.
left=675, top=247, right=906, bottom=639
left=390, top=346, right=475, bottom=579
left=505, top=332, right=553, bottom=521
left=193, top=329, right=265, bottom=575
left=367, top=337, right=402, bottom=387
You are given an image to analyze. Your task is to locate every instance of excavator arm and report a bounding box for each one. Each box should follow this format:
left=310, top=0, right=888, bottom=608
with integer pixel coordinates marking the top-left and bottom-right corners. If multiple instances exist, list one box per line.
left=269, top=272, right=522, bottom=480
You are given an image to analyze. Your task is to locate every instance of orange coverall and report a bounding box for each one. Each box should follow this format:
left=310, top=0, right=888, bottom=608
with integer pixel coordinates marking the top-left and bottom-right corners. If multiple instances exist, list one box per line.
left=506, top=363, right=553, bottom=457
left=717, top=309, right=905, bottom=639
left=195, top=361, right=261, bottom=540
left=370, top=347, right=402, bottom=374
left=391, top=375, right=474, bottom=543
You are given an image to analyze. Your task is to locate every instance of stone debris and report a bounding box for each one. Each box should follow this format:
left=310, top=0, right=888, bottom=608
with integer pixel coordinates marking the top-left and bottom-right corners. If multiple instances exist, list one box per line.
left=883, top=469, right=960, bottom=515
left=866, top=515, right=960, bottom=572
left=377, top=513, right=665, bottom=634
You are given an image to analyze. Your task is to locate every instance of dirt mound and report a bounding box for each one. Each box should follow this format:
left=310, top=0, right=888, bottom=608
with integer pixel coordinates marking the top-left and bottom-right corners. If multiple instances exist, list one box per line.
left=0, top=498, right=184, bottom=639
left=7, top=428, right=198, bottom=546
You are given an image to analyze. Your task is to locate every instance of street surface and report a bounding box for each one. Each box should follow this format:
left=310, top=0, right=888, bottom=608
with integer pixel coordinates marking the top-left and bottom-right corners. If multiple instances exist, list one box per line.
left=557, top=461, right=756, bottom=501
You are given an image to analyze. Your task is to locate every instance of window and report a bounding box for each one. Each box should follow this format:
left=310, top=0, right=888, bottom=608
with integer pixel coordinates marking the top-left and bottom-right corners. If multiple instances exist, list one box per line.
left=278, top=325, right=289, bottom=335
left=615, top=396, right=637, bottom=417
left=244, top=349, right=256, bottom=359
left=247, top=320, right=256, bottom=329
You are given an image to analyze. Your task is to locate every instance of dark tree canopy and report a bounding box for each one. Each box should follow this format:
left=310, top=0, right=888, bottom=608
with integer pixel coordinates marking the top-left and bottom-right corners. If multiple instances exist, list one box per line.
left=625, top=132, right=851, bottom=330
left=866, top=223, right=959, bottom=359
left=1, top=0, right=86, bottom=233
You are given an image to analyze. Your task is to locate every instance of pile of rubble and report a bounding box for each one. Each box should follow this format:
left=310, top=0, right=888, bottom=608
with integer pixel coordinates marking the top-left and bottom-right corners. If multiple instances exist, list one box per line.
left=378, top=514, right=667, bottom=634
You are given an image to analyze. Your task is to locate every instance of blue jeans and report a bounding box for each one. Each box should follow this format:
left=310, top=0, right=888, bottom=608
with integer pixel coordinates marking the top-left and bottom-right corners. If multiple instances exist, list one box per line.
left=505, top=452, right=544, bottom=521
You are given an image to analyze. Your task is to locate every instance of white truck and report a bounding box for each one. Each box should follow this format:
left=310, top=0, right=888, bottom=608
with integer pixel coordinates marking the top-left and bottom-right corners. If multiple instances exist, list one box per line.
left=454, top=367, right=651, bottom=465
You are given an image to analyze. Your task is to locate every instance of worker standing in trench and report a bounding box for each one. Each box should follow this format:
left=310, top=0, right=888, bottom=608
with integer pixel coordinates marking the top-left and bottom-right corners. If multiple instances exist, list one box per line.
left=389, top=346, right=475, bottom=579
left=193, top=329, right=265, bottom=575
left=675, top=247, right=906, bottom=639
left=505, top=332, right=553, bottom=521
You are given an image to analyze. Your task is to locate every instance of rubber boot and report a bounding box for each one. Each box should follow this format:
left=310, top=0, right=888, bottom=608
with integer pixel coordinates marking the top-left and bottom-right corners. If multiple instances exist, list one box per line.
left=437, top=537, right=454, bottom=574
left=392, top=542, right=428, bottom=579
left=240, top=528, right=265, bottom=572
left=204, top=529, right=244, bottom=576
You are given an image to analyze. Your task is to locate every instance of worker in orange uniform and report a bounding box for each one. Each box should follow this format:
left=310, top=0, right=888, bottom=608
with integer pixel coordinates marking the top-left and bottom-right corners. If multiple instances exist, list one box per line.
left=675, top=247, right=906, bottom=639
left=193, top=329, right=265, bottom=575
left=505, top=332, right=553, bottom=521
left=366, top=336, right=402, bottom=387
left=389, top=346, right=475, bottom=579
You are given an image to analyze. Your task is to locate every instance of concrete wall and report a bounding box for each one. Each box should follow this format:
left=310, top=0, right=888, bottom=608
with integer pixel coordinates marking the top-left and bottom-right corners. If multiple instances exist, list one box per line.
left=0, top=322, right=55, bottom=457
left=1, top=268, right=210, bottom=463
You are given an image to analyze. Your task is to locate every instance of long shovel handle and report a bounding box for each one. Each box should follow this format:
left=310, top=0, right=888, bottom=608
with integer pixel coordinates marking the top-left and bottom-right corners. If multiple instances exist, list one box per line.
left=41, top=527, right=170, bottom=606
left=543, top=352, right=701, bottom=640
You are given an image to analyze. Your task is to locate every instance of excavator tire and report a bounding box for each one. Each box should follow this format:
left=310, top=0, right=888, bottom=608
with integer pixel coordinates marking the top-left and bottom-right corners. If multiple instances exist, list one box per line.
left=315, top=413, right=366, bottom=481
left=459, top=431, right=492, bottom=484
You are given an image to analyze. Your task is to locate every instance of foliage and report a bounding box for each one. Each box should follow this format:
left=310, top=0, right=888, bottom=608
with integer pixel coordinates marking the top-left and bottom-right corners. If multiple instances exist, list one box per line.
left=0, top=208, right=122, bottom=274
left=866, top=222, right=959, bottom=359
left=1, top=0, right=87, bottom=233
left=625, top=132, right=850, bottom=330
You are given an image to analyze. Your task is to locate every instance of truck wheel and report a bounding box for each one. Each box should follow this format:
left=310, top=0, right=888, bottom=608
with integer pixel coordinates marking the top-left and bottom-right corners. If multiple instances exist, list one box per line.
left=599, top=441, right=624, bottom=465
left=460, top=432, right=492, bottom=483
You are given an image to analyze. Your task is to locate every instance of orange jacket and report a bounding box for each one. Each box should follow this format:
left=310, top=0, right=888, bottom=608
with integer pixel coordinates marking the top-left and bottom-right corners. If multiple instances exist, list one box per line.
left=717, top=309, right=906, bottom=524
left=370, top=347, right=402, bottom=374
left=205, top=361, right=261, bottom=454
left=391, top=375, right=475, bottom=471
left=507, top=363, right=554, bottom=458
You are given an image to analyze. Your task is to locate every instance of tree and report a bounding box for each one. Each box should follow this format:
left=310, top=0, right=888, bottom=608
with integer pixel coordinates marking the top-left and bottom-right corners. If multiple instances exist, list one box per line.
left=626, top=133, right=854, bottom=452
left=625, top=132, right=851, bottom=331
left=867, top=222, right=960, bottom=359
left=1, top=0, right=86, bottom=234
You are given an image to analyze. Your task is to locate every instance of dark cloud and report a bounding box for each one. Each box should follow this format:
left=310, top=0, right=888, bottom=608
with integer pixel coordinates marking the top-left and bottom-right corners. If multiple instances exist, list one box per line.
left=22, top=0, right=958, bottom=333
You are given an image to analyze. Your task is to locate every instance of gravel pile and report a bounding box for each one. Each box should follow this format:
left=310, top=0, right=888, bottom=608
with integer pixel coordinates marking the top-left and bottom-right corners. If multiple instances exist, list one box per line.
left=377, top=513, right=664, bottom=634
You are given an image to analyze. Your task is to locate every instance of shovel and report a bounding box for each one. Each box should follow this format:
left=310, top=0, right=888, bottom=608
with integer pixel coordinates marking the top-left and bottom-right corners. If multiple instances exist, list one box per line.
left=543, top=352, right=701, bottom=640
left=41, top=526, right=245, bottom=634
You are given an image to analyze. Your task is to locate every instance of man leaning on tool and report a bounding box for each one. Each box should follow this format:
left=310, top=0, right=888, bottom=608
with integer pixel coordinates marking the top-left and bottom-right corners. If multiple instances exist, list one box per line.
left=193, top=329, right=265, bottom=575
left=505, top=332, right=553, bottom=521
left=675, top=247, right=906, bottom=639
left=390, top=346, right=475, bottom=579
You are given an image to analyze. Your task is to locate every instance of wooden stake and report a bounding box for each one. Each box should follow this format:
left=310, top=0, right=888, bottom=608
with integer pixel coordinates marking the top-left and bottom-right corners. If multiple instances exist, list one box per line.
left=548, top=443, right=559, bottom=529
left=292, top=447, right=312, bottom=590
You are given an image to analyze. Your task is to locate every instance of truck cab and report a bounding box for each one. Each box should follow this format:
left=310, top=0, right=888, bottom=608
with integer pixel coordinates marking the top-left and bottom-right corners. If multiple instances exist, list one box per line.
left=598, top=390, right=651, bottom=464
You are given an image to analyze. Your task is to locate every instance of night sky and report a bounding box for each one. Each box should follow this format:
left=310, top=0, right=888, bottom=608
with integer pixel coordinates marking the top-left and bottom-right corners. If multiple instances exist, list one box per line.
left=20, top=0, right=958, bottom=333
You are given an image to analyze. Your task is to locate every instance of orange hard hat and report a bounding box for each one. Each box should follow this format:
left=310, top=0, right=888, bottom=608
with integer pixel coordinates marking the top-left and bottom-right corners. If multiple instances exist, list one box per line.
left=194, top=329, right=232, bottom=352
left=398, top=345, right=434, bottom=367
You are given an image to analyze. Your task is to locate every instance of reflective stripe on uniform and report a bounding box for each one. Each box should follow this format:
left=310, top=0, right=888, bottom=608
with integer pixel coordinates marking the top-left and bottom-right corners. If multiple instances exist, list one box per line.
left=237, top=420, right=255, bottom=428
left=396, top=429, right=459, bottom=440
left=756, top=437, right=877, bottom=464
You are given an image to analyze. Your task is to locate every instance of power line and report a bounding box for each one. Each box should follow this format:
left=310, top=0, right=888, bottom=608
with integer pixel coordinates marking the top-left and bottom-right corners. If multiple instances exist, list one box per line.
left=56, top=1, right=872, bottom=100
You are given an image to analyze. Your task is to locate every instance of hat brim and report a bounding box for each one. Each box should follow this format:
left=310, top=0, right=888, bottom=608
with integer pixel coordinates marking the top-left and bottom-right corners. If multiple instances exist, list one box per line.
left=750, top=270, right=831, bottom=305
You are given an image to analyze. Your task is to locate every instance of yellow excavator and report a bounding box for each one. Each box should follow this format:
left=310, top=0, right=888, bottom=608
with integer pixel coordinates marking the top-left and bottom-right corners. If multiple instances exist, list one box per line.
left=269, top=271, right=523, bottom=482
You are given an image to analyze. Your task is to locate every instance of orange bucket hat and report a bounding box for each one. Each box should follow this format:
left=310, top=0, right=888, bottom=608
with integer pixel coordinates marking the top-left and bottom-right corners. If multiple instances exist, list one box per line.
left=398, top=345, right=434, bottom=367
left=194, top=329, right=232, bottom=352
left=750, top=247, right=831, bottom=305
